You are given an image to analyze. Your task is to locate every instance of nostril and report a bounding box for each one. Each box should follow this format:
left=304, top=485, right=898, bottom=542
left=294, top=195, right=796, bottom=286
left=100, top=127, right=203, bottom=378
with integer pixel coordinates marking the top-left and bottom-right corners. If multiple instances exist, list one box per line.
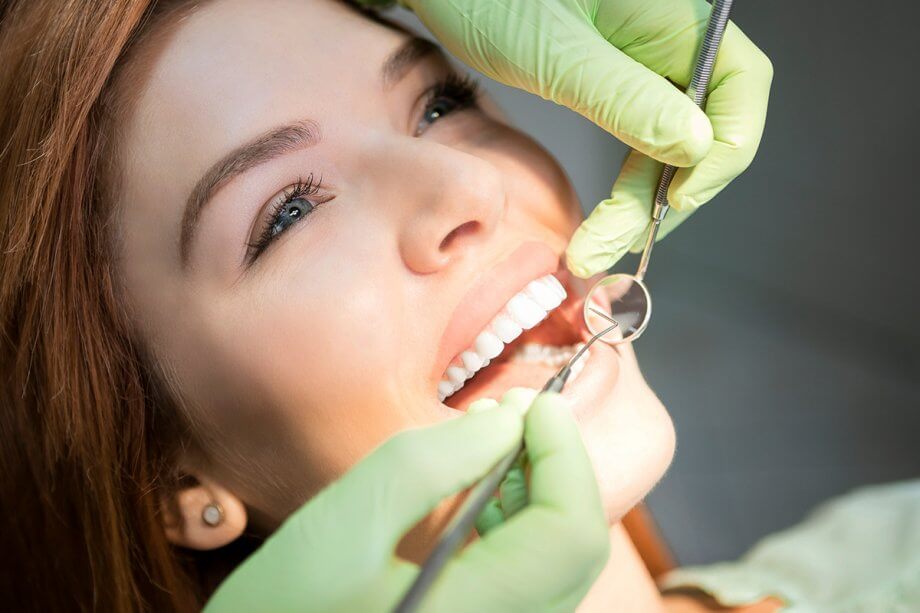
left=439, top=221, right=480, bottom=253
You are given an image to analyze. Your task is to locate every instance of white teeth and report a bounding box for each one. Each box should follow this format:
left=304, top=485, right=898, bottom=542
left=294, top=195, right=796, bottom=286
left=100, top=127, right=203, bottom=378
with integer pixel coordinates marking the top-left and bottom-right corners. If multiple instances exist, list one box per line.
left=438, top=274, right=570, bottom=402
left=515, top=343, right=585, bottom=368
left=492, top=315, right=523, bottom=343
left=474, top=330, right=504, bottom=360
left=544, top=275, right=567, bottom=300
left=446, top=366, right=469, bottom=386
left=461, top=350, right=484, bottom=372
left=506, top=294, right=547, bottom=329
left=526, top=279, right=563, bottom=311
left=437, top=381, right=454, bottom=401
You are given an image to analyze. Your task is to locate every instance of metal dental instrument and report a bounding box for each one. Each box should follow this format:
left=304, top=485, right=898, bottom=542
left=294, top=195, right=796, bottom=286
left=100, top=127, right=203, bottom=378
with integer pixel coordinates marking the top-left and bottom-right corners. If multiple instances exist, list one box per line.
left=394, top=319, right=619, bottom=613
left=584, top=0, right=735, bottom=346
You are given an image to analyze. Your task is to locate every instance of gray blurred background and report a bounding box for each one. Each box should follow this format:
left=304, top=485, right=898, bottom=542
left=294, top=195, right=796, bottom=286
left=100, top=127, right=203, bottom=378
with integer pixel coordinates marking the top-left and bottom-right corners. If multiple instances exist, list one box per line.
left=394, top=1, right=920, bottom=565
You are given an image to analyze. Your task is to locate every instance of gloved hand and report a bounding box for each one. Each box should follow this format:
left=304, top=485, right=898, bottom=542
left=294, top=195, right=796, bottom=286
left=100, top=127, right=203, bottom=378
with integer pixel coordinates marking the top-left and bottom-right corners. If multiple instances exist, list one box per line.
left=204, top=390, right=610, bottom=612
left=364, top=0, right=772, bottom=277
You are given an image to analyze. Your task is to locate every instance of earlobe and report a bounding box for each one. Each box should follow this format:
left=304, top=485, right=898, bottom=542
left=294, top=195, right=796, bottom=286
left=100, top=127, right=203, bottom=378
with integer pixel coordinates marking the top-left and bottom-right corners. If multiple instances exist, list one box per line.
left=162, top=474, right=247, bottom=551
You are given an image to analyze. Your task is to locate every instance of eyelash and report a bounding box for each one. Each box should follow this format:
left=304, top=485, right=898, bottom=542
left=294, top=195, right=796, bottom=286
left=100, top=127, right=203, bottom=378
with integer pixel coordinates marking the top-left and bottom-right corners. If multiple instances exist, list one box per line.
left=247, top=174, right=322, bottom=262
left=246, top=74, right=480, bottom=264
left=415, top=73, right=480, bottom=135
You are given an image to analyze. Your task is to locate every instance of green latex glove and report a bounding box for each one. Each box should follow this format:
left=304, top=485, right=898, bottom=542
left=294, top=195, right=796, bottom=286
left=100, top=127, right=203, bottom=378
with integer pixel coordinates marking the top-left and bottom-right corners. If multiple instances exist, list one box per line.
left=371, top=0, right=772, bottom=277
left=205, top=390, right=609, bottom=612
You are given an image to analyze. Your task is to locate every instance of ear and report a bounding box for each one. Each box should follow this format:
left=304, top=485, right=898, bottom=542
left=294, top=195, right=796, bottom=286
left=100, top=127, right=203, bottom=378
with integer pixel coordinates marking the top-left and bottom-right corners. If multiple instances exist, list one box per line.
left=161, top=473, right=247, bottom=551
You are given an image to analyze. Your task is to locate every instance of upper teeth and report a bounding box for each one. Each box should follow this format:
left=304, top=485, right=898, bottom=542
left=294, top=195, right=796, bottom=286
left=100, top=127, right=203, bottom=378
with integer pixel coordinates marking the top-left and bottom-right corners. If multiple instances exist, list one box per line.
left=438, top=274, right=567, bottom=402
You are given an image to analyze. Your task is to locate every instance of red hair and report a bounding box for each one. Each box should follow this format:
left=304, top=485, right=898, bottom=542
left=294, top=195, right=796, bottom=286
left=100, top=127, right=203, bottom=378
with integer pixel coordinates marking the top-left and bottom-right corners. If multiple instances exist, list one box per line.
left=0, top=1, right=205, bottom=609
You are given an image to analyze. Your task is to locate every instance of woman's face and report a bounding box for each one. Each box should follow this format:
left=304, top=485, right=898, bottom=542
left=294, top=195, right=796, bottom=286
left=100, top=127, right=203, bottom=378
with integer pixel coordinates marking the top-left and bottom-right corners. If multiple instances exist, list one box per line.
left=117, top=0, right=674, bottom=540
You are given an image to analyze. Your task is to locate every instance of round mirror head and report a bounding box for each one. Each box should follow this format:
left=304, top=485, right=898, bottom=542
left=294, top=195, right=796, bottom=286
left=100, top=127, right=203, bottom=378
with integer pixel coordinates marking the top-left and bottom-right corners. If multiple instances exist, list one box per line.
left=583, top=274, right=652, bottom=345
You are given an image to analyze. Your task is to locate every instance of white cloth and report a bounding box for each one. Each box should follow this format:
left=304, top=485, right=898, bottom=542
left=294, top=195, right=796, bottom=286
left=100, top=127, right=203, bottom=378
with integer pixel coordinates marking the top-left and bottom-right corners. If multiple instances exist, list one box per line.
left=660, top=480, right=920, bottom=612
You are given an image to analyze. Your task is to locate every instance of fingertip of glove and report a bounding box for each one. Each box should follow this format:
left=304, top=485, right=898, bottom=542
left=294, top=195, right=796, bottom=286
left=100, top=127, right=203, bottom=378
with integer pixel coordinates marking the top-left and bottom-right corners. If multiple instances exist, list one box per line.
left=669, top=192, right=701, bottom=212
left=564, top=253, right=601, bottom=279
left=500, top=387, right=539, bottom=415
left=464, top=399, right=523, bottom=443
left=540, top=390, right=571, bottom=407
left=467, top=397, right=499, bottom=414
left=659, top=107, right=713, bottom=167
left=565, top=235, right=626, bottom=279
left=528, top=392, right=573, bottom=423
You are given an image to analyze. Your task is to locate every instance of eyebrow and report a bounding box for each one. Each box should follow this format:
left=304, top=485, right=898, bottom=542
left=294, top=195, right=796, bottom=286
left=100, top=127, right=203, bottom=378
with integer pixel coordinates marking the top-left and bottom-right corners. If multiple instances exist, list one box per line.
left=179, top=36, right=440, bottom=267
left=381, top=36, right=439, bottom=89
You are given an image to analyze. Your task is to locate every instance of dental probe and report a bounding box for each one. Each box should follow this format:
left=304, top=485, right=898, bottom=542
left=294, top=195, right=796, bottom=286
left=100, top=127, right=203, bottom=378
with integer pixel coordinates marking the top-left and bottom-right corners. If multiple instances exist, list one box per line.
left=394, top=316, right=619, bottom=613
left=637, top=0, right=734, bottom=280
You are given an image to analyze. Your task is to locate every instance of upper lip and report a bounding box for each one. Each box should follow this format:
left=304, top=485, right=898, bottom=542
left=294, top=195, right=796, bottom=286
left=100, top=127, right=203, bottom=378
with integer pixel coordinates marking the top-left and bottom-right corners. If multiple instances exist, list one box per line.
left=431, top=241, right=561, bottom=383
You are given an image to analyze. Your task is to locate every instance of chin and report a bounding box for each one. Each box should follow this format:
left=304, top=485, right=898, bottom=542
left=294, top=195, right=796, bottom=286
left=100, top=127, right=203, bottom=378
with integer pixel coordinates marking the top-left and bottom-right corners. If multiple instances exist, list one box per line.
left=580, top=378, right=676, bottom=524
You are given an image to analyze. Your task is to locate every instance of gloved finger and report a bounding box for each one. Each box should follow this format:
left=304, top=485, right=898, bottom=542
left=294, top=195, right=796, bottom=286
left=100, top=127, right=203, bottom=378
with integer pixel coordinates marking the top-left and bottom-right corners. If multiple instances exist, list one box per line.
left=475, top=497, right=505, bottom=536
left=409, top=0, right=711, bottom=168
left=498, top=465, right=528, bottom=519
left=283, top=404, right=523, bottom=558
left=466, top=397, right=499, bottom=414
left=520, top=393, right=604, bottom=519
left=499, top=386, right=538, bottom=413
left=566, top=151, right=661, bottom=278
left=595, top=0, right=713, bottom=80
left=485, top=389, right=535, bottom=520
left=539, top=34, right=713, bottom=168
left=667, top=25, right=773, bottom=211
left=472, top=465, right=528, bottom=537
left=429, top=393, right=608, bottom=610
left=595, top=0, right=772, bottom=209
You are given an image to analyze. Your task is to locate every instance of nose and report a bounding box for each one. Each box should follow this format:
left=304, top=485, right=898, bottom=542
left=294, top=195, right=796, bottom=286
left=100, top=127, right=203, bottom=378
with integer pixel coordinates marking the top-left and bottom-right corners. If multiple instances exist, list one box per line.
left=396, top=146, right=505, bottom=274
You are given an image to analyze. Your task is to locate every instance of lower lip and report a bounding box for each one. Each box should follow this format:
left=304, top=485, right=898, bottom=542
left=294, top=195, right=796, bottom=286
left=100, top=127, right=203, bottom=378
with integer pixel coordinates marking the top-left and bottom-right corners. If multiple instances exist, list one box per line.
left=560, top=334, right=620, bottom=421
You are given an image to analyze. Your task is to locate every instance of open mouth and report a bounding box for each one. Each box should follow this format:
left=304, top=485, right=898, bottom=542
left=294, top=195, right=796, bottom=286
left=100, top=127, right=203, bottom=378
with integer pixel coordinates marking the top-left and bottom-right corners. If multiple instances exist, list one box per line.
left=438, top=272, right=589, bottom=410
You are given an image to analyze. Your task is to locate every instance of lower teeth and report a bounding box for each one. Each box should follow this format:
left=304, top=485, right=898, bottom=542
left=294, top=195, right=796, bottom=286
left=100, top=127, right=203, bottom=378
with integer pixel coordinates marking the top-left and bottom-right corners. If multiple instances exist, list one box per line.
left=513, top=342, right=589, bottom=382
left=513, top=342, right=585, bottom=366
left=439, top=343, right=589, bottom=403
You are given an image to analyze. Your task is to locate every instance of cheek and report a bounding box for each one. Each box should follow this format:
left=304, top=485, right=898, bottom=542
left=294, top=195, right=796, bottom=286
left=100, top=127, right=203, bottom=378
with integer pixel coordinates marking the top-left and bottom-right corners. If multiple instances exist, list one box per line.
left=204, top=222, right=432, bottom=512
left=480, top=127, right=583, bottom=239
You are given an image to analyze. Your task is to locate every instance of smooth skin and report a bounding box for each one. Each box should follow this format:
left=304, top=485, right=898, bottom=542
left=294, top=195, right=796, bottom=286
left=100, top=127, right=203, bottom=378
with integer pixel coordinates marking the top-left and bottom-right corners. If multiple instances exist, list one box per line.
left=205, top=391, right=611, bottom=612
left=371, top=0, right=773, bottom=277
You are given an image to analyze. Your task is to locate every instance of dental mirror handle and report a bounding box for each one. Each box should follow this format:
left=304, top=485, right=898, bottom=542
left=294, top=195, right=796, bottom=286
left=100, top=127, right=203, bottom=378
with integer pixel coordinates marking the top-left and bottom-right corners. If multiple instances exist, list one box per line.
left=636, top=0, right=734, bottom=282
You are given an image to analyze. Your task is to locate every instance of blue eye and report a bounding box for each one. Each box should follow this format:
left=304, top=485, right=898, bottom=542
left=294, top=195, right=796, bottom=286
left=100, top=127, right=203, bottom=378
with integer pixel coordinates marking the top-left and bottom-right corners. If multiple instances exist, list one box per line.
left=416, top=73, right=480, bottom=135
left=247, top=175, right=323, bottom=263
left=268, top=197, right=314, bottom=240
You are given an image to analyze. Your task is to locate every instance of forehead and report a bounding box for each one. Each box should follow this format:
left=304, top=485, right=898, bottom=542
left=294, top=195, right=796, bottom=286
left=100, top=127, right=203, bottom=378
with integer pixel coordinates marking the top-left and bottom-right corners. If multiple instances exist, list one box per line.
left=142, top=0, right=404, bottom=128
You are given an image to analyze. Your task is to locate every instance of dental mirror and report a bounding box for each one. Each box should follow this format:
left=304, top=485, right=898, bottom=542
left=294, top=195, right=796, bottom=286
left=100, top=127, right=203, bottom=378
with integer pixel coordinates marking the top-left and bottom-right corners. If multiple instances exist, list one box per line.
left=581, top=0, right=734, bottom=347
left=583, top=273, right=651, bottom=344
